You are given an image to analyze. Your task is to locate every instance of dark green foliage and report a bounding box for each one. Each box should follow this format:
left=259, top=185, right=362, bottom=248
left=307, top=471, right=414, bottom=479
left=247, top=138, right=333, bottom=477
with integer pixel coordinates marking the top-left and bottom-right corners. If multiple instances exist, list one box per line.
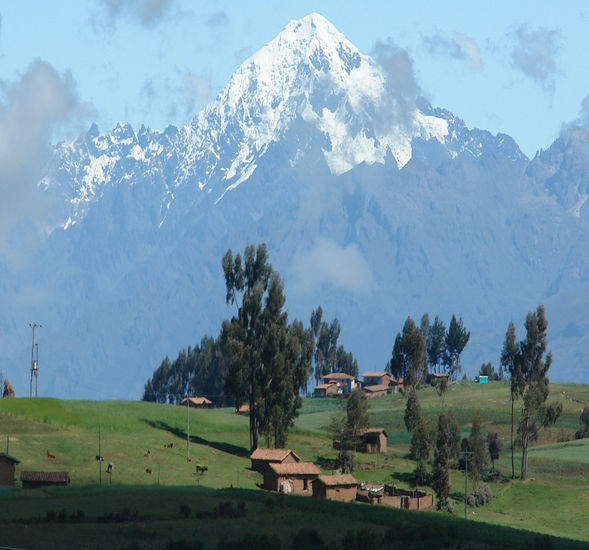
left=467, top=482, right=493, bottom=507
left=447, top=410, right=461, bottom=463
left=486, top=431, right=504, bottom=471
left=413, top=460, right=430, bottom=486
left=479, top=361, right=501, bottom=381
left=432, top=413, right=452, bottom=509
left=404, top=387, right=421, bottom=432
left=468, top=410, right=487, bottom=484
left=221, top=244, right=312, bottom=450
left=142, top=336, right=230, bottom=405
left=341, top=528, right=378, bottom=550
left=516, top=306, right=561, bottom=480
left=346, top=386, right=369, bottom=445
left=291, top=528, right=324, bottom=550
left=388, top=317, right=427, bottom=389
left=164, top=541, right=203, bottom=550
left=501, top=320, right=521, bottom=479
left=575, top=406, right=589, bottom=439
left=179, top=503, right=191, bottom=518
left=410, top=418, right=430, bottom=462
left=310, top=308, right=358, bottom=382
left=217, top=533, right=281, bottom=550
left=443, top=315, right=470, bottom=379
left=427, top=316, right=446, bottom=374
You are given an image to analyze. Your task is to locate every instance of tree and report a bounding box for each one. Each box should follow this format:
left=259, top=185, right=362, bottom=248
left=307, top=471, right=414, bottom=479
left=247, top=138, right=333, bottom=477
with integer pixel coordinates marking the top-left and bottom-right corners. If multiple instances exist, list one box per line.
left=432, top=413, right=452, bottom=509
left=2, top=379, right=15, bottom=398
left=479, top=362, right=500, bottom=381
left=221, top=244, right=312, bottom=451
left=388, top=317, right=427, bottom=389
left=575, top=406, right=589, bottom=439
left=486, top=432, right=503, bottom=472
left=345, top=386, right=370, bottom=451
left=518, top=305, right=562, bottom=480
left=410, top=418, right=430, bottom=462
left=335, top=345, right=359, bottom=378
left=404, top=387, right=421, bottom=432
left=501, top=320, right=521, bottom=479
left=468, top=410, right=487, bottom=485
left=427, top=316, right=446, bottom=374
left=443, top=315, right=470, bottom=379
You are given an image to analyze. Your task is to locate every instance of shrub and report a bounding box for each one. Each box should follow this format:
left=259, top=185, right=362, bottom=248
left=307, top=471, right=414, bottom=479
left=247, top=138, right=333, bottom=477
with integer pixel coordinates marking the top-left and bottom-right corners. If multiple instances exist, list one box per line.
left=179, top=503, right=191, bottom=518
left=472, top=482, right=493, bottom=506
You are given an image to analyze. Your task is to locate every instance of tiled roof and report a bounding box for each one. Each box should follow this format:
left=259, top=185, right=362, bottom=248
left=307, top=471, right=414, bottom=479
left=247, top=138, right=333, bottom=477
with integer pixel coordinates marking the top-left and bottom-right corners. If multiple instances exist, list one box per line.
left=20, top=471, right=69, bottom=483
left=314, top=474, right=358, bottom=487
left=364, top=384, right=389, bottom=392
left=0, top=453, right=20, bottom=464
left=314, top=383, right=337, bottom=390
left=322, top=373, right=355, bottom=380
left=250, top=448, right=300, bottom=462
left=359, top=427, right=388, bottom=437
left=362, top=371, right=389, bottom=378
left=267, top=462, right=320, bottom=475
left=182, top=396, right=212, bottom=405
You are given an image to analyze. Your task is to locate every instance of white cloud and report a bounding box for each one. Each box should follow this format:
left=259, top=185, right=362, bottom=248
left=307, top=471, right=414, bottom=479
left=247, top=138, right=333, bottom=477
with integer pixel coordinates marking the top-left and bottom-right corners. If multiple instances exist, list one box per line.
left=424, top=31, right=482, bottom=71
left=511, top=26, right=561, bottom=92
left=293, top=239, right=374, bottom=294
left=0, top=60, right=88, bottom=247
left=100, top=0, right=175, bottom=28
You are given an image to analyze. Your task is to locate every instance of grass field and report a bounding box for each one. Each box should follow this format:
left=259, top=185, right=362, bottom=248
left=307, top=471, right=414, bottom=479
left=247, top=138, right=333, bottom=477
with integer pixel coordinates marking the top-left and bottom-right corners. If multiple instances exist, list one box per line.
left=0, top=381, right=588, bottom=549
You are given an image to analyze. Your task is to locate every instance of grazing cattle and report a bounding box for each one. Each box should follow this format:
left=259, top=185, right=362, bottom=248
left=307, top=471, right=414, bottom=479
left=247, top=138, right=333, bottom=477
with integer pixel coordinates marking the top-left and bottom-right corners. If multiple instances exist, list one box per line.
left=145, top=468, right=152, bottom=475
left=186, top=457, right=192, bottom=462
left=144, top=450, right=151, bottom=457
left=196, top=464, right=208, bottom=474
left=106, top=462, right=113, bottom=474
left=164, top=443, right=174, bottom=449
left=46, top=451, right=56, bottom=459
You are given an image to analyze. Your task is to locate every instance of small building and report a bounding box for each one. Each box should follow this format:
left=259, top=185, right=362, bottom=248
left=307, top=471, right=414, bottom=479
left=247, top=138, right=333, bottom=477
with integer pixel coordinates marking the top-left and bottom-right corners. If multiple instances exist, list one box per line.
left=359, top=428, right=388, bottom=454
left=250, top=448, right=301, bottom=472
left=262, top=462, right=320, bottom=495
left=427, top=373, right=450, bottom=385
left=313, top=383, right=338, bottom=397
left=20, top=471, right=70, bottom=489
left=389, top=377, right=404, bottom=393
left=312, top=474, right=358, bottom=502
left=477, top=375, right=488, bottom=384
left=362, top=371, right=391, bottom=387
left=321, top=373, right=358, bottom=394
left=236, top=404, right=250, bottom=414
left=181, top=396, right=212, bottom=408
left=0, top=453, right=21, bottom=486
left=363, top=384, right=389, bottom=398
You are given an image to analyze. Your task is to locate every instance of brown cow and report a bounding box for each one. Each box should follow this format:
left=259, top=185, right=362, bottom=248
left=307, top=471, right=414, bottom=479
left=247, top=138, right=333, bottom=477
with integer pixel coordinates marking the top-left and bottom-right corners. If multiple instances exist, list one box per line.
left=46, top=451, right=56, bottom=459
left=145, top=468, right=152, bottom=474
left=196, top=464, right=208, bottom=474
left=164, top=443, right=174, bottom=449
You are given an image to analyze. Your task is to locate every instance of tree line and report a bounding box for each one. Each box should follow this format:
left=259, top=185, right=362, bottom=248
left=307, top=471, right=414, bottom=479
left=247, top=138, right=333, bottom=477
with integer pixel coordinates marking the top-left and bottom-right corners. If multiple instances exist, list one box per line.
left=143, top=243, right=359, bottom=451
left=387, top=313, right=470, bottom=388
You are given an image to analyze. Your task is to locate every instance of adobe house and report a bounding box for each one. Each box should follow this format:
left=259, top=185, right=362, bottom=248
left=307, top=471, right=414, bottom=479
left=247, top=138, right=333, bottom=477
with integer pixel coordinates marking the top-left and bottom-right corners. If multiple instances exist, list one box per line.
left=362, top=371, right=391, bottom=387
left=313, top=383, right=338, bottom=397
left=0, top=453, right=21, bottom=486
left=359, top=428, right=388, bottom=454
left=363, top=384, right=389, bottom=398
left=312, top=474, right=358, bottom=502
left=20, top=471, right=70, bottom=489
left=181, top=396, right=212, bottom=408
left=250, top=448, right=301, bottom=472
left=321, top=373, right=359, bottom=394
left=262, top=462, right=320, bottom=495
left=389, top=377, right=404, bottom=393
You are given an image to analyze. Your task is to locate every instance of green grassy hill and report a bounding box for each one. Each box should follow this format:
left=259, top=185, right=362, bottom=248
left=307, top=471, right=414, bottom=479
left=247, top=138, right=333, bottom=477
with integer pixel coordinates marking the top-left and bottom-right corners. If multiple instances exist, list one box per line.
left=0, top=381, right=588, bottom=549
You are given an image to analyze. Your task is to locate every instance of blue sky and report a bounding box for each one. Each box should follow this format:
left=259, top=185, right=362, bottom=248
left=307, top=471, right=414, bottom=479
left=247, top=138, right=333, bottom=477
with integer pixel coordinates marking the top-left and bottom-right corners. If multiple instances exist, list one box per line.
left=1, top=0, right=589, bottom=158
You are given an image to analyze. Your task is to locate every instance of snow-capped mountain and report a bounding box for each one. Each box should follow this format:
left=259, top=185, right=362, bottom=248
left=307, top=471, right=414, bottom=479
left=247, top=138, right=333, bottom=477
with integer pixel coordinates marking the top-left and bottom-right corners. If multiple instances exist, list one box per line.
left=2, top=13, right=588, bottom=399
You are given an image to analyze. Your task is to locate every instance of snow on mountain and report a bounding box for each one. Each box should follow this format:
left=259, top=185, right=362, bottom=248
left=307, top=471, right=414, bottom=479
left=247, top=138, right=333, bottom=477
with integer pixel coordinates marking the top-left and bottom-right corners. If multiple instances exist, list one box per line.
left=3, top=13, right=588, bottom=400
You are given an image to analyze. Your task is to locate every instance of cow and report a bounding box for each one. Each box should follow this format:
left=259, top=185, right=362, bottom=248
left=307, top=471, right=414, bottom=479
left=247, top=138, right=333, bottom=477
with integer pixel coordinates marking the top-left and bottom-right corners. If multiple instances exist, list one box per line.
left=196, top=464, right=208, bottom=474
left=164, top=443, right=174, bottom=448
left=106, top=462, right=113, bottom=474
left=46, top=451, right=56, bottom=459
left=145, top=468, right=152, bottom=475
left=144, top=449, right=151, bottom=457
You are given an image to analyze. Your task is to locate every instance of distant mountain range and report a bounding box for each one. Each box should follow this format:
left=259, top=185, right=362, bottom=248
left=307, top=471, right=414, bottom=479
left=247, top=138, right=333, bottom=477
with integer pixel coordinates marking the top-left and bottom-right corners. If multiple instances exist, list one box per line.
left=2, top=13, right=588, bottom=399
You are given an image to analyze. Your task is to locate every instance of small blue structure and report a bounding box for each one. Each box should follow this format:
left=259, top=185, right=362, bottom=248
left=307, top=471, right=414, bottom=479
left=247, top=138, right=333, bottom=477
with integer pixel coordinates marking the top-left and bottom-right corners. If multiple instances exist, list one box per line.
left=478, top=375, right=488, bottom=384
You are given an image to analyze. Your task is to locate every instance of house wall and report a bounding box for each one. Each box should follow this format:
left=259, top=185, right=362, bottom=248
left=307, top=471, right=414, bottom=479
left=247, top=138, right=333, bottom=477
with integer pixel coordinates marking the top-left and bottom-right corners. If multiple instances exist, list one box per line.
left=325, top=486, right=356, bottom=502
left=264, top=472, right=315, bottom=494
left=21, top=480, right=68, bottom=489
left=0, top=461, right=16, bottom=486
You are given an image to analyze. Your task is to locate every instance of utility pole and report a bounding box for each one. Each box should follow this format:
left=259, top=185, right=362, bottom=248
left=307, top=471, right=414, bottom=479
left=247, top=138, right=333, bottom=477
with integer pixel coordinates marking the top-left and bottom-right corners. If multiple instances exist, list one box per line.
left=29, top=323, right=41, bottom=398
left=186, top=396, right=190, bottom=461
left=34, top=343, right=39, bottom=397
left=461, top=450, right=474, bottom=520
left=98, top=425, right=102, bottom=486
